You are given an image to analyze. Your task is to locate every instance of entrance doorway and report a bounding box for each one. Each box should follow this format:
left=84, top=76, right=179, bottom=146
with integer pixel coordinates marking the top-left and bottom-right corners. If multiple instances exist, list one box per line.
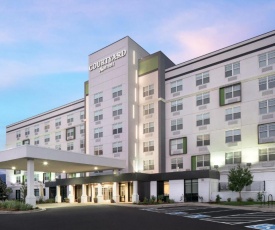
left=119, top=183, right=125, bottom=202
left=16, top=190, right=21, bottom=201
left=102, top=187, right=112, bottom=201
left=184, top=179, right=198, bottom=202
left=60, top=186, right=67, bottom=202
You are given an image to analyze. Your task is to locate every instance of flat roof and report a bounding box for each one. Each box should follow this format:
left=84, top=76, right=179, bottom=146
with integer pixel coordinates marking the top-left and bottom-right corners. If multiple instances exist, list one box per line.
left=0, top=145, right=125, bottom=173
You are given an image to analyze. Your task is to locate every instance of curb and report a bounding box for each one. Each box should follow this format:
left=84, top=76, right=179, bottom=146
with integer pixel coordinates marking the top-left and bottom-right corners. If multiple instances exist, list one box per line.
left=0, top=208, right=46, bottom=214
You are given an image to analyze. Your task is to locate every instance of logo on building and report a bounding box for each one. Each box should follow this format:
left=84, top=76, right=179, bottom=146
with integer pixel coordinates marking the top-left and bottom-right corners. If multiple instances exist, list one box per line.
left=89, top=50, right=127, bottom=73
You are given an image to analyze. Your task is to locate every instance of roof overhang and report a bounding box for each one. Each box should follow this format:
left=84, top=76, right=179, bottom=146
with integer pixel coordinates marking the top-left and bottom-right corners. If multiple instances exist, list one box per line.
left=0, top=145, right=126, bottom=173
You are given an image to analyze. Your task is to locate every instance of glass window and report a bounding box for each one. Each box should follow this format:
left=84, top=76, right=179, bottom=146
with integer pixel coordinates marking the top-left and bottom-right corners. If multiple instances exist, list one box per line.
left=196, top=71, right=209, bottom=86
left=55, top=131, right=61, bottom=140
left=197, top=134, right=210, bottom=146
left=225, top=61, right=240, bottom=77
left=259, top=98, right=275, bottom=115
left=34, top=125, right=39, bottom=133
left=66, top=127, right=75, bottom=140
left=171, top=158, right=183, bottom=170
left=94, top=110, right=103, bottom=121
left=143, top=103, right=154, bottom=115
left=80, top=124, right=85, bottom=134
left=259, top=123, right=275, bottom=141
left=80, top=139, right=85, bottom=149
left=94, top=127, right=103, bottom=139
left=225, top=151, right=241, bottom=164
left=220, top=84, right=241, bottom=106
left=80, top=111, right=85, bottom=120
left=113, top=123, right=122, bottom=134
left=171, top=79, right=182, bottom=93
left=112, top=85, right=122, bottom=98
left=113, top=141, right=122, bottom=153
left=196, top=154, right=210, bottom=167
left=171, top=99, right=183, bottom=112
left=259, top=75, right=275, bottom=91
left=196, top=92, right=210, bottom=106
left=112, top=104, right=122, bottom=116
left=143, top=84, right=154, bottom=97
left=196, top=113, right=210, bottom=126
left=143, top=122, right=154, bottom=134
left=171, top=118, right=183, bottom=131
left=259, top=148, right=275, bottom=161
left=225, top=129, right=241, bottom=143
left=143, top=160, right=154, bottom=171
left=170, top=137, right=187, bottom=155
left=55, top=117, right=61, bottom=127
left=67, top=142, right=74, bottom=151
left=258, top=50, right=275, bottom=67
left=94, top=92, right=103, bottom=104
left=44, top=134, right=50, bottom=143
left=143, top=141, right=154, bottom=152
left=225, top=106, right=241, bottom=121
left=67, top=114, right=74, bottom=123
left=94, top=145, right=103, bottom=155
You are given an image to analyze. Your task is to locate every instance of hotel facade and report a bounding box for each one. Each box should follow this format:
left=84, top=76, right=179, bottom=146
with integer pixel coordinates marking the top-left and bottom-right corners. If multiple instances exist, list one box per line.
left=3, top=30, right=275, bottom=204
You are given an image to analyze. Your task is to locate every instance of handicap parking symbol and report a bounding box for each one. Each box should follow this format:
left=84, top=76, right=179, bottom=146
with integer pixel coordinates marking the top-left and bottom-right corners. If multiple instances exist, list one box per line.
left=185, top=214, right=210, bottom=219
left=246, top=224, right=275, bottom=229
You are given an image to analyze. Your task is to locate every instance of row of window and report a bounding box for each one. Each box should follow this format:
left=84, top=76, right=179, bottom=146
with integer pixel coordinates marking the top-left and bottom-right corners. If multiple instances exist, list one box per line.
left=15, top=111, right=84, bottom=139
left=172, top=147, right=275, bottom=171
left=169, top=123, right=275, bottom=155
left=170, top=50, right=275, bottom=94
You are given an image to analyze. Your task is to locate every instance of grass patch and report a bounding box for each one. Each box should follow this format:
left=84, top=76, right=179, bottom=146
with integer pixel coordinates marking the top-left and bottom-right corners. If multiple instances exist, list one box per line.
left=0, top=200, right=33, bottom=211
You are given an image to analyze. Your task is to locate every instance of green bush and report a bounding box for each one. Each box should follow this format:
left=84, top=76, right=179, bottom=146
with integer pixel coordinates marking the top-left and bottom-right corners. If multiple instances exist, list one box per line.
left=143, top=197, right=149, bottom=204
left=168, top=199, right=175, bottom=203
left=227, top=198, right=231, bottom=202
left=257, top=192, right=264, bottom=202
left=236, top=197, right=242, bottom=202
left=247, top=197, right=254, bottom=202
left=215, top=195, right=222, bottom=203
left=151, top=195, right=156, bottom=203
left=157, top=195, right=164, bottom=202
left=0, top=200, right=33, bottom=211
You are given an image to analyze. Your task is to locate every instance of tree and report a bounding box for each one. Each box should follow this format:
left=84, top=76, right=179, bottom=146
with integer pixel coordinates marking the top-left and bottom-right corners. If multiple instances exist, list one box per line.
left=228, top=165, right=253, bottom=201
left=0, top=177, right=8, bottom=200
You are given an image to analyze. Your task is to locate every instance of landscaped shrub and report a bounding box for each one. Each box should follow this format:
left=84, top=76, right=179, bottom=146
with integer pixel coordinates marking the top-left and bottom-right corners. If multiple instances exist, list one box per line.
left=247, top=197, right=254, bottom=202
left=157, top=194, right=164, bottom=202
left=151, top=195, right=156, bottom=203
left=256, top=192, right=264, bottom=202
left=0, top=200, right=33, bottom=211
left=227, top=198, right=231, bottom=202
left=215, top=195, right=222, bottom=203
left=236, top=197, right=242, bottom=202
left=168, top=199, right=175, bottom=203
left=143, top=197, right=149, bottom=204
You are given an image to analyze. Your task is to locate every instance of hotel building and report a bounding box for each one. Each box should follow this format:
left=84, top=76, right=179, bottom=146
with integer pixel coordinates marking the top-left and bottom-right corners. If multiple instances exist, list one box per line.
left=3, top=30, right=275, bottom=204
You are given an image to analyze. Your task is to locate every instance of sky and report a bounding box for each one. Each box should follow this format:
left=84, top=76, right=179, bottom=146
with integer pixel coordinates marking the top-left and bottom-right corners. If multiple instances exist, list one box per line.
left=0, top=0, right=275, bottom=153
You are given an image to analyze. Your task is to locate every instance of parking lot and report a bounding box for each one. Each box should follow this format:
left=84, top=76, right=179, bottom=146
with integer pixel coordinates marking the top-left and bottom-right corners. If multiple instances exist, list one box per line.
left=0, top=204, right=275, bottom=230
left=141, top=205, right=275, bottom=229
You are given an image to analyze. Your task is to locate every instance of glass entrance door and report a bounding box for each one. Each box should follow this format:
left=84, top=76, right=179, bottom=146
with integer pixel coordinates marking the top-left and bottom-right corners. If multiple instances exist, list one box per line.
left=184, top=179, right=198, bottom=202
left=119, top=183, right=125, bottom=202
left=102, top=187, right=113, bottom=201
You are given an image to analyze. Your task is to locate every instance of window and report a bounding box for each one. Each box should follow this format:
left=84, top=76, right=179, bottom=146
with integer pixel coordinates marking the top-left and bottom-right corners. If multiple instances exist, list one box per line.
left=259, top=148, right=275, bottom=161
left=34, top=137, right=39, bottom=145
left=16, top=176, right=21, bottom=184
left=171, top=158, right=183, bottom=170
left=16, top=131, right=21, bottom=138
left=196, top=71, right=209, bottom=86
left=220, top=84, right=241, bottom=106
left=196, top=92, right=210, bottom=106
left=94, top=145, right=103, bottom=155
left=22, top=139, right=30, bottom=145
left=67, top=142, right=74, bottom=151
left=80, top=110, right=85, bottom=120
left=197, top=134, right=210, bottom=146
left=44, top=123, right=50, bottom=131
left=94, top=127, right=103, bottom=138
left=94, top=92, right=103, bottom=104
left=94, top=110, right=103, bottom=121
left=44, top=134, right=50, bottom=143
left=67, top=114, right=74, bottom=123
left=225, top=151, right=241, bottom=164
left=197, top=154, right=210, bottom=167
left=25, top=128, right=30, bottom=136
left=55, top=117, right=61, bottom=127
left=34, top=189, right=39, bottom=197
left=259, top=75, right=275, bottom=91
left=143, top=160, right=154, bottom=171
left=143, top=122, right=154, bottom=134
left=55, top=131, right=61, bottom=141
left=259, top=98, right=275, bottom=115
left=80, top=139, right=85, bottom=149
left=225, top=61, right=240, bottom=77
left=171, top=79, right=182, bottom=93
left=258, top=123, right=275, bottom=143
left=170, top=137, right=187, bottom=155
left=171, top=99, right=183, bottom=112
left=113, top=141, right=122, bottom=153
left=112, top=104, right=122, bottom=116
left=14, top=170, right=21, bottom=175
left=225, top=129, right=241, bottom=143
left=34, top=174, right=39, bottom=182
left=143, top=84, right=154, bottom=97
left=171, top=118, right=183, bottom=131
left=66, top=127, right=75, bottom=141
left=258, top=50, right=275, bottom=67
left=225, top=106, right=241, bottom=121
left=196, top=113, right=210, bottom=126
left=80, top=124, right=85, bottom=134
left=143, top=141, right=154, bottom=152
left=34, top=125, right=39, bottom=133
left=113, top=123, right=122, bottom=134
left=113, top=85, right=122, bottom=98
left=143, top=103, right=154, bottom=115
left=55, top=145, right=61, bottom=150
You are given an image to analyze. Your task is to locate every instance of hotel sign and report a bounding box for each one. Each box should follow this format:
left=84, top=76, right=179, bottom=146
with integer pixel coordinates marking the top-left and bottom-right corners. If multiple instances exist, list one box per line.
left=89, top=50, right=127, bottom=73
